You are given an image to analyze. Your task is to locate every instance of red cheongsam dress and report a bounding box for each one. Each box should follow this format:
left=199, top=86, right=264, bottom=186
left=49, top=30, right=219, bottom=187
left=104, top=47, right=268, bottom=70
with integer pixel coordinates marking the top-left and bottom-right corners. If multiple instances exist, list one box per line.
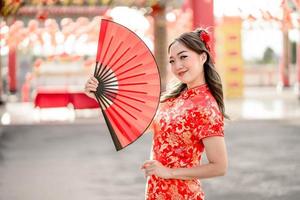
left=145, top=84, right=224, bottom=200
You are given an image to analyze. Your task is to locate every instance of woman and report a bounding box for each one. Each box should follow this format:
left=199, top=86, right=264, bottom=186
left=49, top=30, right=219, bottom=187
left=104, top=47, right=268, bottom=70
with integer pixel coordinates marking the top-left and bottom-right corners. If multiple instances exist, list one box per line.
left=84, top=28, right=228, bottom=200
left=140, top=29, right=228, bottom=200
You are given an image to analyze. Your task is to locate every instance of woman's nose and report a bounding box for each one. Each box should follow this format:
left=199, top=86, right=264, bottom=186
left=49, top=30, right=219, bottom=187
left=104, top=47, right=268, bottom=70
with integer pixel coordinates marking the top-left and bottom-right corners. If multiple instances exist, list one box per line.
left=173, top=62, right=183, bottom=71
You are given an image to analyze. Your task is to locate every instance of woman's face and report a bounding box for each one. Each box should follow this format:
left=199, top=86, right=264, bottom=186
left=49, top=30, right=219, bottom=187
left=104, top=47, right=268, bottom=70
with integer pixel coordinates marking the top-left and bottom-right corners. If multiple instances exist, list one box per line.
left=169, top=41, right=207, bottom=88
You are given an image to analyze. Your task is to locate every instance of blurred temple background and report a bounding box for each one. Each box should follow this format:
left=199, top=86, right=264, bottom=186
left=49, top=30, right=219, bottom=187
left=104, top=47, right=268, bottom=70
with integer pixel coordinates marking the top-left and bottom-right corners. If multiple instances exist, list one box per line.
left=0, top=0, right=300, bottom=200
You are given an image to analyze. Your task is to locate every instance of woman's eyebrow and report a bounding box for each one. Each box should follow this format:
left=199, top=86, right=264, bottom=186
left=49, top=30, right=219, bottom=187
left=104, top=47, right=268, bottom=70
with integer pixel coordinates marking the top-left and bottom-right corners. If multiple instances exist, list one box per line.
left=177, top=51, right=187, bottom=55
left=169, top=50, right=188, bottom=59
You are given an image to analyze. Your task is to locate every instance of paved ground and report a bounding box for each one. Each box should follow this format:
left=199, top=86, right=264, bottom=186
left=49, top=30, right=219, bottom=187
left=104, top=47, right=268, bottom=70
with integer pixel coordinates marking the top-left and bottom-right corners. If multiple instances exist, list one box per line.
left=0, top=119, right=300, bottom=200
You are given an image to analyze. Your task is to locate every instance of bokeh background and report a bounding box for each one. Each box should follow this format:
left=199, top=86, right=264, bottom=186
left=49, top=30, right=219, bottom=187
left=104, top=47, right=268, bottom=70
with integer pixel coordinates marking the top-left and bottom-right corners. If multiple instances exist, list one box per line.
left=0, top=0, right=300, bottom=199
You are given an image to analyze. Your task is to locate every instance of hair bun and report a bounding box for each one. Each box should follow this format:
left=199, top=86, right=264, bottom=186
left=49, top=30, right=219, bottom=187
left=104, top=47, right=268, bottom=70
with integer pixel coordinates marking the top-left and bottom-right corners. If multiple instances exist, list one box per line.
left=194, top=29, right=211, bottom=52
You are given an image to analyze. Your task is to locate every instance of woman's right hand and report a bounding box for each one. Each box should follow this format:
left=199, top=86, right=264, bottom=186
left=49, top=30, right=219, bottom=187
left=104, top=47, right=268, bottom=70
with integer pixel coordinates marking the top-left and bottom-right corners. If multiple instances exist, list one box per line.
left=84, top=76, right=99, bottom=99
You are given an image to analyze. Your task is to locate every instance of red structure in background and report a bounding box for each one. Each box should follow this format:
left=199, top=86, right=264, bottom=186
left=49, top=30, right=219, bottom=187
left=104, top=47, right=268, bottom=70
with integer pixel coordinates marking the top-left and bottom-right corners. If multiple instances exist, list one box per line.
left=280, top=0, right=291, bottom=87
left=297, top=44, right=300, bottom=94
left=191, top=0, right=214, bottom=28
left=189, top=0, right=215, bottom=57
left=291, top=0, right=300, bottom=94
left=34, top=88, right=98, bottom=109
left=8, top=47, right=17, bottom=93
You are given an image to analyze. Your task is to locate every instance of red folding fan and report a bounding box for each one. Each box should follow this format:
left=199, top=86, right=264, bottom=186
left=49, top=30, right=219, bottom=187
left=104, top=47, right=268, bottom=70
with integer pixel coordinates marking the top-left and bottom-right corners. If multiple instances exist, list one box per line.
left=93, top=19, right=161, bottom=151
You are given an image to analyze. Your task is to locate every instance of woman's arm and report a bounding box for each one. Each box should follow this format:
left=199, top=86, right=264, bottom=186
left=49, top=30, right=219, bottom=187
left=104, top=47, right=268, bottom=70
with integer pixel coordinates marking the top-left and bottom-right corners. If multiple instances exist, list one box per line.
left=141, top=136, right=227, bottom=180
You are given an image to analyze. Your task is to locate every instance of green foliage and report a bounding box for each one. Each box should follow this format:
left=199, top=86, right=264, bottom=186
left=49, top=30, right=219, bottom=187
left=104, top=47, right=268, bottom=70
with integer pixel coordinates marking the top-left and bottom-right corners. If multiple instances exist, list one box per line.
left=261, top=47, right=277, bottom=64
left=290, top=41, right=297, bottom=64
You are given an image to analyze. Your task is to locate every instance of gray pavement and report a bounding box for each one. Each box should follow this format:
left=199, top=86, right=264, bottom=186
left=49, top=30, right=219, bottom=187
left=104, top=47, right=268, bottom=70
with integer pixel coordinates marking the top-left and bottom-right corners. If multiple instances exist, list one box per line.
left=0, top=86, right=300, bottom=199
left=0, top=119, right=300, bottom=200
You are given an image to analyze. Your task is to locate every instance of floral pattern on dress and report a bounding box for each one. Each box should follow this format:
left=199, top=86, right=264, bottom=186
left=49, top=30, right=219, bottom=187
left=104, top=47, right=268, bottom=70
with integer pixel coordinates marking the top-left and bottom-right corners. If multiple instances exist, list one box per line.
left=145, top=84, right=224, bottom=200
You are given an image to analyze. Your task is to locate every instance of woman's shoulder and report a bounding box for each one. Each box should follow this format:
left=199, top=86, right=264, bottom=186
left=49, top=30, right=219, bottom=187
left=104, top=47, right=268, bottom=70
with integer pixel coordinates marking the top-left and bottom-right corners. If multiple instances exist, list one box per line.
left=189, top=86, right=217, bottom=107
left=159, top=96, right=177, bottom=107
left=190, top=89, right=223, bottom=121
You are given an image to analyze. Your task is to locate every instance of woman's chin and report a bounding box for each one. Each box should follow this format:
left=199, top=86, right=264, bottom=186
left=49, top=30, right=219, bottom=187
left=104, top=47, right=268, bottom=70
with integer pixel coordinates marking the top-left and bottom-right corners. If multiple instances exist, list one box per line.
left=177, top=78, right=189, bottom=84
left=177, top=79, right=186, bottom=84
left=175, top=75, right=185, bottom=82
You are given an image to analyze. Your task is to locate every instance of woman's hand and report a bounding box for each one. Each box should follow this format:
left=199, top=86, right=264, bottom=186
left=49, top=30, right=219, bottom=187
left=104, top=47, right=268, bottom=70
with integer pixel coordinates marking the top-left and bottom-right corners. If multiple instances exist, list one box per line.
left=141, top=160, right=173, bottom=179
left=84, top=76, right=99, bottom=100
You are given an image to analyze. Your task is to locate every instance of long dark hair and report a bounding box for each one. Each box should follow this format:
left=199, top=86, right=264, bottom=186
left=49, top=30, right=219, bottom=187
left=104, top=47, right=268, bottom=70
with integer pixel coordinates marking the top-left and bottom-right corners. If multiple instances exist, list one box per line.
left=161, top=28, right=229, bottom=119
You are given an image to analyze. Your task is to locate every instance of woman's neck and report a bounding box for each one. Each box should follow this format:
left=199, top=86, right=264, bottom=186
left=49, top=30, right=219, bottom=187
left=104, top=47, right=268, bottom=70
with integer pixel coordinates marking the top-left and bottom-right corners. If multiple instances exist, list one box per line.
left=187, top=79, right=206, bottom=89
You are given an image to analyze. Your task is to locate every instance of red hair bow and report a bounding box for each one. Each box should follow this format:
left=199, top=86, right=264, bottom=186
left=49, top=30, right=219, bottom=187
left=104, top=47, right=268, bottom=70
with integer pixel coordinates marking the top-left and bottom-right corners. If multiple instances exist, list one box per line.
left=200, top=31, right=211, bottom=51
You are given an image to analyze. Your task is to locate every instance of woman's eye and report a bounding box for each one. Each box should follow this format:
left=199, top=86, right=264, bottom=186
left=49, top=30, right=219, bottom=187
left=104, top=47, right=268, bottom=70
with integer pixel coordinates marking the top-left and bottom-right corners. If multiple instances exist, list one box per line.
left=169, top=60, right=174, bottom=64
left=180, top=55, right=187, bottom=60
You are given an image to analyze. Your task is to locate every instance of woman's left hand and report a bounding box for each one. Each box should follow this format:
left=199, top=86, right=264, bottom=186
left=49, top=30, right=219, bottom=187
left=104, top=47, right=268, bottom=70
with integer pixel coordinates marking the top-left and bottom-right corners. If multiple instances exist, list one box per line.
left=141, top=160, right=173, bottom=179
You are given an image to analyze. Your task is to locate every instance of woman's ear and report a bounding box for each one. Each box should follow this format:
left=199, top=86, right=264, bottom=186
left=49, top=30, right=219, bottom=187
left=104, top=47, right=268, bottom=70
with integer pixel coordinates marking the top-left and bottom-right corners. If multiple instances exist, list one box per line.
left=200, top=52, right=207, bottom=63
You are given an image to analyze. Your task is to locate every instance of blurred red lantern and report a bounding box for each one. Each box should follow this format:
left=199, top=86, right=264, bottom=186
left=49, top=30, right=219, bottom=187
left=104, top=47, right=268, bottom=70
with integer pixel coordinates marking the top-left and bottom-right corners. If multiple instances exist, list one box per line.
left=28, top=19, right=39, bottom=32
left=17, top=28, right=29, bottom=44
left=61, top=18, right=73, bottom=28
left=7, top=21, right=24, bottom=47
left=9, top=20, right=24, bottom=35
left=76, top=17, right=89, bottom=26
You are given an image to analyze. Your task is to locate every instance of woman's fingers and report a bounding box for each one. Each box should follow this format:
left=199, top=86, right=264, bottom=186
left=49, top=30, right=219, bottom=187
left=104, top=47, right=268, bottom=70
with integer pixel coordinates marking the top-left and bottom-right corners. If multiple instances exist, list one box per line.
left=141, top=160, right=156, bottom=169
left=141, top=160, right=159, bottom=177
left=141, top=160, right=155, bottom=167
left=84, top=77, right=99, bottom=99
left=86, top=87, right=96, bottom=92
left=146, top=165, right=157, bottom=170
left=86, top=76, right=98, bottom=84
left=143, top=160, right=156, bottom=165
left=85, top=85, right=96, bottom=93
left=86, top=83, right=98, bottom=90
left=88, top=78, right=99, bottom=86
left=91, top=77, right=99, bottom=84
left=88, top=77, right=98, bottom=85
left=85, top=77, right=99, bottom=92
left=145, top=169, right=155, bottom=176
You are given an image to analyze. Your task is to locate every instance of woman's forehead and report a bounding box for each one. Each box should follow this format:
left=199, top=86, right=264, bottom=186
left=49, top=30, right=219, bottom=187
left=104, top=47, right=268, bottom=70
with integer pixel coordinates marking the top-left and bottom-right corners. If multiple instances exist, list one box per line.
left=169, top=42, right=189, bottom=55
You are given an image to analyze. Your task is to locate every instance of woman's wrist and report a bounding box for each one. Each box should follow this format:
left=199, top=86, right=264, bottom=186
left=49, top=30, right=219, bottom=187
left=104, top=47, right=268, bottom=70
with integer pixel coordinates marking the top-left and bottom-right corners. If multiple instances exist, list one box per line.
left=168, top=168, right=176, bottom=179
left=167, top=167, right=195, bottom=180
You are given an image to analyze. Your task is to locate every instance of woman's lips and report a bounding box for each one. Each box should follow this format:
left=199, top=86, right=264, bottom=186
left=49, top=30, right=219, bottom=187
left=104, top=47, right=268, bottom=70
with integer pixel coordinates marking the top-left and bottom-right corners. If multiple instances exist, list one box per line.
left=178, top=71, right=187, bottom=77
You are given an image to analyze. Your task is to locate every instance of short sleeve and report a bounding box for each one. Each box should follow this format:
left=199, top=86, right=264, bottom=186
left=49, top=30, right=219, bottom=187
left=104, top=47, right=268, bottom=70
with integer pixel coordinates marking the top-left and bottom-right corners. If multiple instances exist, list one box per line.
left=193, top=107, right=224, bottom=140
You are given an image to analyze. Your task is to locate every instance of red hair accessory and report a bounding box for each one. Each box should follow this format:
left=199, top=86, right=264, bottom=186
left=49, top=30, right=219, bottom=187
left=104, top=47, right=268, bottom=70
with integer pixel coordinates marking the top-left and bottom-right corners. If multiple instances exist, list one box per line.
left=200, top=31, right=211, bottom=51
